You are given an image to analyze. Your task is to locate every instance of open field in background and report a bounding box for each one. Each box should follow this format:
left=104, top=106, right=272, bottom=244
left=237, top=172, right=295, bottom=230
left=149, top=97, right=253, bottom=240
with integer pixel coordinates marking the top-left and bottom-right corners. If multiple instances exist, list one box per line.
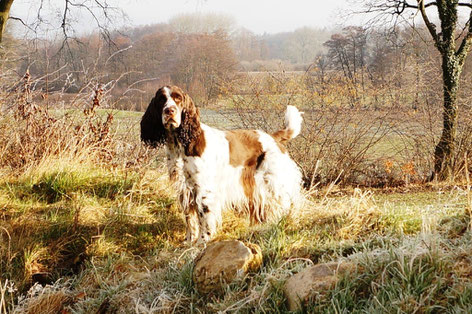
left=1, top=69, right=472, bottom=312
left=53, top=105, right=442, bottom=187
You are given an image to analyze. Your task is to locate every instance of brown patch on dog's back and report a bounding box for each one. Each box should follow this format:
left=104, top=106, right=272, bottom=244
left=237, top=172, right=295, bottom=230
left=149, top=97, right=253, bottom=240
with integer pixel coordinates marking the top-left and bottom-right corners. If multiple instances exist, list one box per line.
left=225, top=130, right=266, bottom=222
left=225, top=130, right=262, bottom=166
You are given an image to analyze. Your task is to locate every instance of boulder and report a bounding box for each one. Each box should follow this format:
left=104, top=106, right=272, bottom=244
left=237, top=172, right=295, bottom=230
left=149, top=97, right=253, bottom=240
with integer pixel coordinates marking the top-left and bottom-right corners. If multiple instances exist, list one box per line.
left=193, top=240, right=262, bottom=294
left=284, top=261, right=355, bottom=311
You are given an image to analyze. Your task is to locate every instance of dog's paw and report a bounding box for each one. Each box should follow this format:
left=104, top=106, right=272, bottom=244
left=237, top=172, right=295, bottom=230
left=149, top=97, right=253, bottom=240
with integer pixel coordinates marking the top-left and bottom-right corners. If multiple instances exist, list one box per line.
left=196, top=232, right=210, bottom=246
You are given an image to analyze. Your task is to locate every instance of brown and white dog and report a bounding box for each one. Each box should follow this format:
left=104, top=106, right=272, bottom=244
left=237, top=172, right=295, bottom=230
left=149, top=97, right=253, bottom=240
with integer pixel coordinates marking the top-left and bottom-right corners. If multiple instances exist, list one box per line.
left=141, top=85, right=303, bottom=244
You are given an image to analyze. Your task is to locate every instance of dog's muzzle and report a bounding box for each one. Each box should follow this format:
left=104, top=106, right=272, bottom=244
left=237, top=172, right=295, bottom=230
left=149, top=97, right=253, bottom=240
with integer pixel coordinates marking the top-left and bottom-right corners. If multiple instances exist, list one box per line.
left=162, top=105, right=180, bottom=128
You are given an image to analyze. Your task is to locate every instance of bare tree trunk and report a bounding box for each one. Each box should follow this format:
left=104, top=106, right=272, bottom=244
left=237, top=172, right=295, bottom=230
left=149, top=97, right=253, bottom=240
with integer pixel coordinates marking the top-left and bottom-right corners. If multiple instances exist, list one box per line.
left=360, top=0, right=472, bottom=181
left=433, top=51, right=461, bottom=180
left=0, top=0, right=13, bottom=43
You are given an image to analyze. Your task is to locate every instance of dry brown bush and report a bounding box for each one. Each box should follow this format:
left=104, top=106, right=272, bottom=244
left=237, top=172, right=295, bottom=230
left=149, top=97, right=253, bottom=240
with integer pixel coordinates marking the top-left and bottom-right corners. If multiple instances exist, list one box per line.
left=221, top=67, right=472, bottom=188
left=0, top=70, right=154, bottom=175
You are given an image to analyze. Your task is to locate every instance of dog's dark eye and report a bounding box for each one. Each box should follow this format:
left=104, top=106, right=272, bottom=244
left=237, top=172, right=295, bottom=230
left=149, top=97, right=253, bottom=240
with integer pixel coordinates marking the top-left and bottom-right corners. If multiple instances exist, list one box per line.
left=171, top=93, right=182, bottom=102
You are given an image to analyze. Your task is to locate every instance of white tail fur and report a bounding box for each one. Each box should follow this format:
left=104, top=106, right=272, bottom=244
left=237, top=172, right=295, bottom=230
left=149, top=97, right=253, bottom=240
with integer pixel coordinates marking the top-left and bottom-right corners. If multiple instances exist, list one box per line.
left=284, top=105, right=303, bottom=139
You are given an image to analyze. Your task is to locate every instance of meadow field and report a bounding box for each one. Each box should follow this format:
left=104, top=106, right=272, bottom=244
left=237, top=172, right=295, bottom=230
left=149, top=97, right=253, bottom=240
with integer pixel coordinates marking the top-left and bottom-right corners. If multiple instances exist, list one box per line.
left=1, top=89, right=472, bottom=313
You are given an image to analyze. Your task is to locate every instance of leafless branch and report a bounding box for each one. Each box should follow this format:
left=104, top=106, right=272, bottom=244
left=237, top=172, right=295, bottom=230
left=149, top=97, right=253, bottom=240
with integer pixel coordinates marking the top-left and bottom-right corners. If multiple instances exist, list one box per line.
left=8, top=16, right=36, bottom=33
left=105, top=45, right=133, bottom=66
left=418, top=0, right=441, bottom=51
left=61, top=0, right=70, bottom=39
left=456, top=10, right=472, bottom=64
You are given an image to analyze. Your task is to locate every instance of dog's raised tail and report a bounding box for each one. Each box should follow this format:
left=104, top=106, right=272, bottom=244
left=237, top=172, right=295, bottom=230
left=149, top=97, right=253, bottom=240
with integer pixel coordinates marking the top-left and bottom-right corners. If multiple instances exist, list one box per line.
left=272, top=105, right=303, bottom=143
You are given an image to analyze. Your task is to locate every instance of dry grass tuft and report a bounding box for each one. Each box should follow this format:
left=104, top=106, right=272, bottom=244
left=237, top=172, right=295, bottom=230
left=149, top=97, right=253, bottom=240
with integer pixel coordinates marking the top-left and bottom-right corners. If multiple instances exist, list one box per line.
left=13, top=283, right=73, bottom=314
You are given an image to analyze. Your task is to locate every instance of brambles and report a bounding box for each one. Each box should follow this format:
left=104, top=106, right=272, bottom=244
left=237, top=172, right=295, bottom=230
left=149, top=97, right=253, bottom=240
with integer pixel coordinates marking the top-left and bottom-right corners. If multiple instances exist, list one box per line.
left=75, top=85, right=115, bottom=161
left=221, top=70, right=442, bottom=188
left=0, top=70, right=156, bottom=172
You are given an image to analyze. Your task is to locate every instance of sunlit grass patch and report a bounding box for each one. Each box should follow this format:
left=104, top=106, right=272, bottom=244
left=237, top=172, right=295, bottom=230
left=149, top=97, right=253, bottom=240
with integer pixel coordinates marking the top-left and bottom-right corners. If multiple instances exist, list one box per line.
left=376, top=189, right=467, bottom=235
left=1, top=153, right=471, bottom=312
left=86, top=236, right=121, bottom=258
left=3, top=161, right=136, bottom=204
left=0, top=159, right=180, bottom=293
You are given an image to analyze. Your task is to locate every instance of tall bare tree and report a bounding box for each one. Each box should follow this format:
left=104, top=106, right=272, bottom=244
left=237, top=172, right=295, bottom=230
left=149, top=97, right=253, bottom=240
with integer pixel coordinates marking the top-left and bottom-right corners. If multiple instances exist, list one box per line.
left=0, top=0, right=13, bottom=43
left=361, top=0, right=472, bottom=180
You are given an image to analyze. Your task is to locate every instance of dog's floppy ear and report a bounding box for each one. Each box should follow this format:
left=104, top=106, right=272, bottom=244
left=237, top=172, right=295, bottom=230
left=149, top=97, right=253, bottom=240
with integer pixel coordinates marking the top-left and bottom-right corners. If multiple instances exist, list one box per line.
left=176, top=92, right=206, bottom=156
left=140, top=94, right=166, bottom=147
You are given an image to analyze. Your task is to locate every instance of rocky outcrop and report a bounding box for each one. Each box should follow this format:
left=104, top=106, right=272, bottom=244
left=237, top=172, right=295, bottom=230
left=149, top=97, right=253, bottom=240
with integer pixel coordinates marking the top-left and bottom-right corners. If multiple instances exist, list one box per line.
left=284, top=261, right=355, bottom=311
left=193, top=240, right=262, bottom=294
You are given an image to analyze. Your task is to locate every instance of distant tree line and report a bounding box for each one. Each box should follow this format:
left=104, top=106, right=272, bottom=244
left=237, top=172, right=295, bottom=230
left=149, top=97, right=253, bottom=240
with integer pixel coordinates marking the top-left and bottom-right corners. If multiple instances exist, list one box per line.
left=13, top=12, right=472, bottom=112
left=17, top=13, right=336, bottom=100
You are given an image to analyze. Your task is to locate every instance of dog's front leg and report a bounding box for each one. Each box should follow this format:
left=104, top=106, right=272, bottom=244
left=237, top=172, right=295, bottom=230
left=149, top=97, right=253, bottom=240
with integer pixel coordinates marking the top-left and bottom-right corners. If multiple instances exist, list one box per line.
left=195, top=192, right=222, bottom=244
left=179, top=190, right=199, bottom=244
left=184, top=204, right=199, bottom=244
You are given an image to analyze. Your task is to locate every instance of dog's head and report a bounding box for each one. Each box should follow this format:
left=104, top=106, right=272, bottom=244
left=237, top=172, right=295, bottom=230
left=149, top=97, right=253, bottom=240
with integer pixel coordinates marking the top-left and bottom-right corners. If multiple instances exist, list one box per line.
left=140, top=85, right=203, bottom=152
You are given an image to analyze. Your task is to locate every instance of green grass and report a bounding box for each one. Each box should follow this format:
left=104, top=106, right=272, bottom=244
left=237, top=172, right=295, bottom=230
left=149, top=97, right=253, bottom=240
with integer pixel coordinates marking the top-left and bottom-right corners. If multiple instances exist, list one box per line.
left=1, top=164, right=136, bottom=204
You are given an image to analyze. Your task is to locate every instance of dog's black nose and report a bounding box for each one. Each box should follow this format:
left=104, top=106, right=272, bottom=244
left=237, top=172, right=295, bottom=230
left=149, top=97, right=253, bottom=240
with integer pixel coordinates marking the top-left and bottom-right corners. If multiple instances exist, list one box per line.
left=164, top=107, right=176, bottom=115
